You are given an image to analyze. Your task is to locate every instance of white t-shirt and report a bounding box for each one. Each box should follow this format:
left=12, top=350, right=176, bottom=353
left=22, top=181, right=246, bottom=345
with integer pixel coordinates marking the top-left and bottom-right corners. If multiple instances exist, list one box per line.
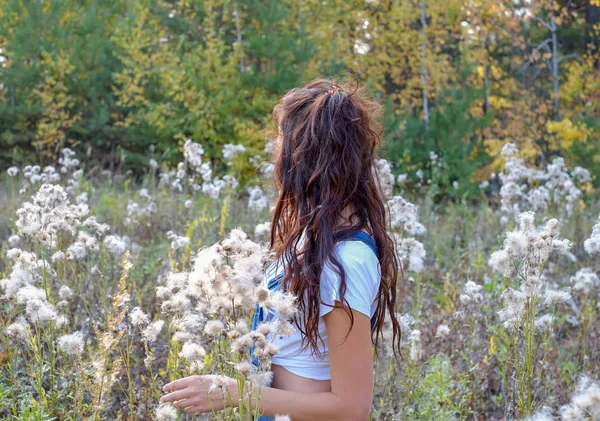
left=263, top=240, right=381, bottom=380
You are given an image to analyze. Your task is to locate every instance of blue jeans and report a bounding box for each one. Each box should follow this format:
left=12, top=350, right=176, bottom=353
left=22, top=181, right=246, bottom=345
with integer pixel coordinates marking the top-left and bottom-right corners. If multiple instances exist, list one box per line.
left=258, top=416, right=274, bottom=421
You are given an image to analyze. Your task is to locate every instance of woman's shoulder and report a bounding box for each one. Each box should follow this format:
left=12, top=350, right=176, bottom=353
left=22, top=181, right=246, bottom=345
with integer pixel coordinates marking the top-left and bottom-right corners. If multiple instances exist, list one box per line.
left=320, top=240, right=381, bottom=317
left=332, top=239, right=379, bottom=267
left=323, top=239, right=381, bottom=284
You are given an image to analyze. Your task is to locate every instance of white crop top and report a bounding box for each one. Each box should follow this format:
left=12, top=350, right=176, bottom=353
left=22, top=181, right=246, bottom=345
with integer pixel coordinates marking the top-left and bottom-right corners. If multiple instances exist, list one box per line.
left=262, top=240, right=381, bottom=380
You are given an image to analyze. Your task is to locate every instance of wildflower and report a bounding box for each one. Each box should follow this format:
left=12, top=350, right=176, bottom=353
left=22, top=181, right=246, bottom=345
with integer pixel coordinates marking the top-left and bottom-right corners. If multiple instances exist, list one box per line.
left=53, top=287, right=72, bottom=302
left=387, top=196, right=425, bottom=235
left=488, top=249, right=511, bottom=276
left=55, top=315, right=68, bottom=328
left=408, top=329, right=422, bottom=361
left=276, top=319, right=296, bottom=337
left=264, top=342, right=280, bottom=357
left=172, top=331, right=192, bottom=343
left=544, top=288, right=571, bottom=306
left=184, top=199, right=192, bottom=208
left=257, top=322, right=276, bottom=336
left=184, top=139, right=205, bottom=174
left=7, top=166, right=19, bottom=177
left=522, top=407, right=553, bottom=421
left=584, top=215, right=600, bottom=255
left=505, top=230, right=528, bottom=256
left=497, top=288, right=527, bottom=331
left=6, top=319, right=28, bottom=342
left=255, top=221, right=271, bottom=238
left=104, top=235, right=128, bottom=257
left=58, top=148, right=80, bottom=172
left=155, top=403, right=178, bottom=421
left=397, top=237, right=426, bottom=273
left=16, top=184, right=89, bottom=247
left=223, top=143, right=246, bottom=162
left=235, top=361, right=256, bottom=376
left=82, top=216, right=111, bottom=237
left=8, top=235, right=21, bottom=248
left=179, top=342, right=206, bottom=361
left=490, top=211, right=571, bottom=280
left=400, top=313, right=416, bottom=332
left=397, top=174, right=407, bottom=184
left=374, top=159, right=395, bottom=199
left=248, top=186, right=269, bottom=213
left=202, top=180, right=223, bottom=199
left=435, top=324, right=450, bottom=338
left=51, top=251, right=66, bottom=263
left=166, top=231, right=190, bottom=251
left=249, top=371, right=274, bottom=387
left=566, top=375, right=600, bottom=412
left=255, top=286, right=270, bottom=305
left=415, top=169, right=424, bottom=181
left=6, top=248, right=21, bottom=260
left=129, top=307, right=150, bottom=327
left=189, top=360, right=204, bottom=373
left=204, top=320, right=225, bottom=336
left=501, top=142, right=519, bottom=157
left=161, top=292, right=192, bottom=313
left=16, top=285, right=46, bottom=304
left=149, top=158, right=159, bottom=170
left=272, top=292, right=298, bottom=320
left=231, top=334, right=254, bottom=354
left=77, top=230, right=98, bottom=251
left=559, top=404, right=584, bottom=420
left=57, top=332, right=84, bottom=356
left=66, top=241, right=87, bottom=261
left=534, top=314, right=554, bottom=332
left=1, top=266, right=34, bottom=298
left=142, top=320, right=164, bottom=343
left=26, top=298, right=58, bottom=324
left=464, top=280, right=482, bottom=296
left=274, top=415, right=292, bottom=421
left=570, top=268, right=599, bottom=294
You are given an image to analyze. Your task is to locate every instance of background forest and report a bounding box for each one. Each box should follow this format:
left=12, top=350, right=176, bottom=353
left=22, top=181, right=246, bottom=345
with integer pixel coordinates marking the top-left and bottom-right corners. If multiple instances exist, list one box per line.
left=1, top=0, right=599, bottom=196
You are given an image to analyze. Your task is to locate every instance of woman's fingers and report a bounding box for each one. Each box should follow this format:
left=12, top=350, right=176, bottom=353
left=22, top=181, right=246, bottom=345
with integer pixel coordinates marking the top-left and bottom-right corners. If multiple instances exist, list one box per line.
left=163, top=376, right=196, bottom=392
left=184, top=405, right=204, bottom=415
left=160, top=389, right=190, bottom=403
left=173, top=398, right=195, bottom=409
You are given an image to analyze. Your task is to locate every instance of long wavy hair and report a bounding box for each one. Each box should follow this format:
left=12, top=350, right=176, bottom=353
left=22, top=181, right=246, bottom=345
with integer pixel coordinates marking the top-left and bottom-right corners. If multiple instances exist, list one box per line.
left=267, top=76, right=402, bottom=359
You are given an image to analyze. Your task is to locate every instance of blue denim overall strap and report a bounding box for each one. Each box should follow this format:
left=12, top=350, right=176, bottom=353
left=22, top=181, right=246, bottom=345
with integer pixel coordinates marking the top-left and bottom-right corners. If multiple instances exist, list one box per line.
left=249, top=232, right=378, bottom=421
left=250, top=231, right=378, bottom=336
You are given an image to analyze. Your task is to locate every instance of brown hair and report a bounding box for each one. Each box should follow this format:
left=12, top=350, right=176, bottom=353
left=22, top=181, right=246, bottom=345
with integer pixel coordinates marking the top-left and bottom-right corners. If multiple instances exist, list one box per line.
left=268, top=76, right=402, bottom=358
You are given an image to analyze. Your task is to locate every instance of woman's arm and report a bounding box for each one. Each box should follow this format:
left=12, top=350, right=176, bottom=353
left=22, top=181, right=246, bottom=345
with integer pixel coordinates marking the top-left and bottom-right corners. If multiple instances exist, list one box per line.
left=161, top=303, right=375, bottom=421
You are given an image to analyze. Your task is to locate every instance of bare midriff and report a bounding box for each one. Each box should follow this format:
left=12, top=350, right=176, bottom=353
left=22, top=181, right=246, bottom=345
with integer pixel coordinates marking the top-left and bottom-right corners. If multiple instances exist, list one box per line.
left=270, top=364, right=332, bottom=393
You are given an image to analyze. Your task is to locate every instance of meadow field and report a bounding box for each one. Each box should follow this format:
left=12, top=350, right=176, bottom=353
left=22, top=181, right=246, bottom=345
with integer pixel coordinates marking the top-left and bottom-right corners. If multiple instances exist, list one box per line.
left=1, top=141, right=599, bottom=421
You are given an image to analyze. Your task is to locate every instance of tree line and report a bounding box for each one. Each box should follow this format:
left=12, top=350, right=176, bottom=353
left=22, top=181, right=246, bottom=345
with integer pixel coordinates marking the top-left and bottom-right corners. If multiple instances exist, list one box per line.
left=0, top=0, right=599, bottom=198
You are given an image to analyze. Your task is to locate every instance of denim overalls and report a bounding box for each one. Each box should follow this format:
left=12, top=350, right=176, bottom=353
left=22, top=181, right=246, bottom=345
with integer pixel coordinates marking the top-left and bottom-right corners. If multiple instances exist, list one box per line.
left=249, top=231, right=378, bottom=421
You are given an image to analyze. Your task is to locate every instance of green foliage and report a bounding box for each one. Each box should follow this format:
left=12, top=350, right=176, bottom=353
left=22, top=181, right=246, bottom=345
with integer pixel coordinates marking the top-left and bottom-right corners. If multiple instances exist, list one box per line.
left=1, top=0, right=599, bottom=199
left=385, top=84, right=495, bottom=201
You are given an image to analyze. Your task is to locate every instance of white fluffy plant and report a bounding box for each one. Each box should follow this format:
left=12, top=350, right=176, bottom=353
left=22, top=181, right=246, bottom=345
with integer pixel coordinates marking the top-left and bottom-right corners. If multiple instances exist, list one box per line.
left=373, top=158, right=427, bottom=275
left=157, top=227, right=298, bottom=420
left=1, top=180, right=134, bottom=418
left=489, top=211, right=574, bottom=419
left=493, top=143, right=591, bottom=226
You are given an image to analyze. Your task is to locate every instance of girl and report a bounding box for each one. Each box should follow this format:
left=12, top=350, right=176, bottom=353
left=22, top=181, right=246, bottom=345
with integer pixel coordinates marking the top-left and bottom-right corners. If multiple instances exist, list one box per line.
left=160, top=78, right=402, bottom=421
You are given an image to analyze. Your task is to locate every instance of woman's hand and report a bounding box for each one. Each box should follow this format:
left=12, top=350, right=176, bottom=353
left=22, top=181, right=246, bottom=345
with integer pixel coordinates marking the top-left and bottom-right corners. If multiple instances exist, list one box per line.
left=160, top=374, right=237, bottom=415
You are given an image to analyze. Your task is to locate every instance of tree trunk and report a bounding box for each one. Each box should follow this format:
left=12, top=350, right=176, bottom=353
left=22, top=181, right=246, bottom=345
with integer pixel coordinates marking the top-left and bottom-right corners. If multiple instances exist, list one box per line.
left=550, top=15, right=560, bottom=121
left=233, top=3, right=245, bottom=72
left=420, top=0, right=429, bottom=132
